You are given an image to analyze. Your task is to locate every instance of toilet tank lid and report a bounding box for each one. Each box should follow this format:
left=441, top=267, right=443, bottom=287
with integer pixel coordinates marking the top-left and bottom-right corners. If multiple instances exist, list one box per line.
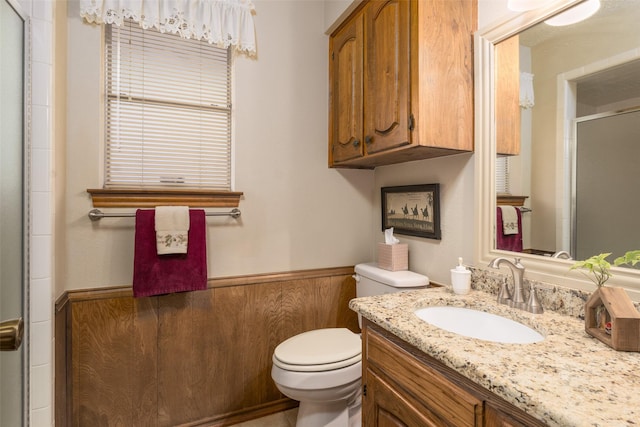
left=355, top=263, right=429, bottom=288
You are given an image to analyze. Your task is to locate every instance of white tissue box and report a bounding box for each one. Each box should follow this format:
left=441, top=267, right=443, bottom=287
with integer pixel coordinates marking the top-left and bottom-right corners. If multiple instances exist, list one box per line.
left=377, top=243, right=408, bottom=271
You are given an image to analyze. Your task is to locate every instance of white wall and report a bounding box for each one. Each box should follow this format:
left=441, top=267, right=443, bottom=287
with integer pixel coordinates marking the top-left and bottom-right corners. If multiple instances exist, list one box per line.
left=60, top=0, right=375, bottom=293
left=478, top=0, right=509, bottom=30
left=374, top=154, right=476, bottom=285
left=323, top=0, right=362, bottom=33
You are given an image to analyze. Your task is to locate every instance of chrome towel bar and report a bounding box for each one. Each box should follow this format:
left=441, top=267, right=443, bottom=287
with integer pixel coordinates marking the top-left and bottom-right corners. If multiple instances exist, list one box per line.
left=88, top=208, right=241, bottom=221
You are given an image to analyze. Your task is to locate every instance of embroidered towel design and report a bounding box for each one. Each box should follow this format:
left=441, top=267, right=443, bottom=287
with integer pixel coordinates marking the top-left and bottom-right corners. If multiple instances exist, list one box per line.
left=133, top=209, right=207, bottom=297
left=155, top=206, right=190, bottom=254
left=499, top=205, right=519, bottom=235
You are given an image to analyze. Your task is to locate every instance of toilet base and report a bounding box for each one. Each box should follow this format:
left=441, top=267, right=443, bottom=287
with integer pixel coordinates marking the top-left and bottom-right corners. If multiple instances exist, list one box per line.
left=296, top=393, right=361, bottom=427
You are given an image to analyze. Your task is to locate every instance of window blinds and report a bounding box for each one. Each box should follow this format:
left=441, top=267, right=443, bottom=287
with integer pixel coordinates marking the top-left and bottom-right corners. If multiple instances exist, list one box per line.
left=104, top=20, right=232, bottom=190
left=496, top=156, right=510, bottom=194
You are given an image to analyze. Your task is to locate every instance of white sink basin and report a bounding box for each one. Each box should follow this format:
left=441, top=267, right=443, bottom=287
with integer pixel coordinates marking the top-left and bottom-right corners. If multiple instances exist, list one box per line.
left=414, top=306, right=544, bottom=344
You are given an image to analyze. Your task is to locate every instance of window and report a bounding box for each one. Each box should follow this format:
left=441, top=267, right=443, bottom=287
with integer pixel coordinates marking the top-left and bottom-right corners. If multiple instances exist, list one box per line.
left=496, top=156, right=510, bottom=194
left=104, top=20, right=232, bottom=191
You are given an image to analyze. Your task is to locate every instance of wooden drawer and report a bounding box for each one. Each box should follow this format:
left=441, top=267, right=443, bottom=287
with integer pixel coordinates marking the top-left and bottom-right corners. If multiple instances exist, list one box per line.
left=365, top=327, right=483, bottom=427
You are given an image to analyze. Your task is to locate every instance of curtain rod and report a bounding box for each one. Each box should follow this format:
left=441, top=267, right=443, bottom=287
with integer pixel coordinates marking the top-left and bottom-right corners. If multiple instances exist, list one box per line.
left=88, top=208, right=241, bottom=221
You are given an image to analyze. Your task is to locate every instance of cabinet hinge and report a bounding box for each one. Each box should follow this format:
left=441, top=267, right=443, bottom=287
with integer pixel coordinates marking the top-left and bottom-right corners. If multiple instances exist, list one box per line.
left=409, top=114, right=415, bottom=131
left=331, top=51, right=334, bottom=61
left=363, top=384, right=367, bottom=396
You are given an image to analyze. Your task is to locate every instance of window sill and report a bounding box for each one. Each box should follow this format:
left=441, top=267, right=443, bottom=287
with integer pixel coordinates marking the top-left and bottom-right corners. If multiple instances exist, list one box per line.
left=497, top=194, right=527, bottom=207
left=87, top=188, right=243, bottom=208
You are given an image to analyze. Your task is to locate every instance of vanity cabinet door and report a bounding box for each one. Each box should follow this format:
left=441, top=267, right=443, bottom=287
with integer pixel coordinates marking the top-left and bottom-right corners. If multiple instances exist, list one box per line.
left=362, top=320, right=548, bottom=427
left=364, top=323, right=483, bottom=427
left=363, top=0, right=412, bottom=155
left=484, top=404, right=529, bottom=427
left=329, top=11, right=364, bottom=164
left=364, top=368, right=440, bottom=427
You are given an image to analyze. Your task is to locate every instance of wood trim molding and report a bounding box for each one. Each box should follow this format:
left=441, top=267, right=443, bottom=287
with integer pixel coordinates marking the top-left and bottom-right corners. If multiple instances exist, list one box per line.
left=55, top=266, right=356, bottom=308
left=87, top=188, right=243, bottom=208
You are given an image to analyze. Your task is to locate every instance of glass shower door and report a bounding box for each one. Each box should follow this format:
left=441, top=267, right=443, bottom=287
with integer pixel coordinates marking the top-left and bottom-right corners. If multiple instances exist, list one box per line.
left=0, top=0, right=26, bottom=425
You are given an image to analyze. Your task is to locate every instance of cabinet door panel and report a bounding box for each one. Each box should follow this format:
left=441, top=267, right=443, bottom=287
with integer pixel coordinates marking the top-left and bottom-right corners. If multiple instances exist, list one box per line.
left=364, top=0, right=411, bottom=154
left=366, top=326, right=482, bottom=427
left=485, top=404, right=528, bottom=427
left=495, top=35, right=521, bottom=155
left=365, top=369, right=441, bottom=427
left=330, top=13, right=364, bottom=164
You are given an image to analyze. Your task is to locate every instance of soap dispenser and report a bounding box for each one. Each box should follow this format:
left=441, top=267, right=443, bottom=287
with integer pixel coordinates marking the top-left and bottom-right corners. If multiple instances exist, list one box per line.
left=451, top=257, right=471, bottom=295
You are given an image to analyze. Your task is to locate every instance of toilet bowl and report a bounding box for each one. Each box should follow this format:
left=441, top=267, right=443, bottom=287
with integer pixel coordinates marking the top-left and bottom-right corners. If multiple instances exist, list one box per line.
left=271, top=328, right=362, bottom=427
left=271, top=263, right=429, bottom=427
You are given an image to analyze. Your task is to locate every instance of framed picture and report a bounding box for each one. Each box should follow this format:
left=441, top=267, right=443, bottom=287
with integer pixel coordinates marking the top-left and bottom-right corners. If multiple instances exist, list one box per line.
left=381, top=184, right=441, bottom=240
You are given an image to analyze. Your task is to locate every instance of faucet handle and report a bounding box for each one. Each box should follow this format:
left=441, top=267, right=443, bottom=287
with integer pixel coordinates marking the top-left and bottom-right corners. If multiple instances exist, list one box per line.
left=497, top=279, right=512, bottom=305
left=526, top=285, right=544, bottom=314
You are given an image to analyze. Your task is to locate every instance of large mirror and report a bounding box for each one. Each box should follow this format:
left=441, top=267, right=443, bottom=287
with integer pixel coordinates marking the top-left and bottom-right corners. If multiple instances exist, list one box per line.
left=475, top=0, right=640, bottom=297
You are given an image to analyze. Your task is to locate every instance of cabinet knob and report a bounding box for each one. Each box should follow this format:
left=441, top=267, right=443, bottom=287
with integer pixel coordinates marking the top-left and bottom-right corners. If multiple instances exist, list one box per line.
left=365, top=135, right=373, bottom=145
left=352, top=139, right=360, bottom=148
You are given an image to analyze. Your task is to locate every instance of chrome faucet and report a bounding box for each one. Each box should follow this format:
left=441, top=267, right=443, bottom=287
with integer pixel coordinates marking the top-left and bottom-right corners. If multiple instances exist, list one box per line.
left=488, top=257, right=543, bottom=314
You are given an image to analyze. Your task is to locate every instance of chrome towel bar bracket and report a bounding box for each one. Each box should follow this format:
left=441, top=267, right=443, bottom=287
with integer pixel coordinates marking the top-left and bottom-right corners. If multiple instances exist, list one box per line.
left=88, top=208, right=241, bottom=221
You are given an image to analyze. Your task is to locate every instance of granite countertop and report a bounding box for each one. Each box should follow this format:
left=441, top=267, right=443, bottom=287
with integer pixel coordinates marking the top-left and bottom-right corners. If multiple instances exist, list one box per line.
left=349, top=287, right=640, bottom=427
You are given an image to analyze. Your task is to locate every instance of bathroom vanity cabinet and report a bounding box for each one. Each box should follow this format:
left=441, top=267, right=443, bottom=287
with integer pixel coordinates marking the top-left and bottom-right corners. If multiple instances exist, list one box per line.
left=328, top=0, right=476, bottom=169
left=362, top=320, right=546, bottom=427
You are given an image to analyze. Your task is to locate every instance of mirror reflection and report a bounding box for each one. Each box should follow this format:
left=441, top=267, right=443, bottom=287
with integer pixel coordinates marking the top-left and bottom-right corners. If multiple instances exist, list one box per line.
left=494, top=0, right=640, bottom=265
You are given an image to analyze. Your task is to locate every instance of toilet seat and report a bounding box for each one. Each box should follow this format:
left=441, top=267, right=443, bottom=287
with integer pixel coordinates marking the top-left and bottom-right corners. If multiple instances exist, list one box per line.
left=273, top=328, right=361, bottom=372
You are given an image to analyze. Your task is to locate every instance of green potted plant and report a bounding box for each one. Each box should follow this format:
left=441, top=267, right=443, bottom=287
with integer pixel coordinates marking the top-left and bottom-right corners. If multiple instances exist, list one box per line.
left=570, top=250, right=640, bottom=287
left=570, top=252, right=613, bottom=287
left=614, top=250, right=640, bottom=268
left=571, top=250, right=640, bottom=351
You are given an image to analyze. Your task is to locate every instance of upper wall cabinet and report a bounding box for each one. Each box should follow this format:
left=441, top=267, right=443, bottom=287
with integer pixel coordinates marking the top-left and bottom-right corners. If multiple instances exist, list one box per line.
left=329, top=0, right=477, bottom=169
left=495, top=35, right=521, bottom=156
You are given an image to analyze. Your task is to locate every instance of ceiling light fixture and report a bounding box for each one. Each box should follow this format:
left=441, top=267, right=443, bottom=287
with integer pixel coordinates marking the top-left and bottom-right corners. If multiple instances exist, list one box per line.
left=545, top=0, right=601, bottom=26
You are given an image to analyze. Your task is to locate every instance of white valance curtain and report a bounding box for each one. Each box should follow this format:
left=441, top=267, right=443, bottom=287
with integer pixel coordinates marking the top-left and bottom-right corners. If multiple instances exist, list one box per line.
left=80, top=0, right=257, bottom=55
left=519, top=72, right=535, bottom=109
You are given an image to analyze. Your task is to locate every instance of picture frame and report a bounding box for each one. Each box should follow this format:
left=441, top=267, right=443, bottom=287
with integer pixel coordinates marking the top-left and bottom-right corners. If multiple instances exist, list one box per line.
left=381, top=184, right=441, bottom=240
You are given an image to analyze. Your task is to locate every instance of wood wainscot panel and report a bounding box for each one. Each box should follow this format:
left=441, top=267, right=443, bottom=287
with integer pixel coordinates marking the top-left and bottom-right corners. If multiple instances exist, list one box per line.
left=55, top=266, right=358, bottom=427
left=71, top=296, right=158, bottom=426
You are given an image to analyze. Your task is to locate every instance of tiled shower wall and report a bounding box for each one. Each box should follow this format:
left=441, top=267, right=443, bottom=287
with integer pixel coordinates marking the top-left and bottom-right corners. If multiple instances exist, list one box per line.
left=21, top=0, right=54, bottom=425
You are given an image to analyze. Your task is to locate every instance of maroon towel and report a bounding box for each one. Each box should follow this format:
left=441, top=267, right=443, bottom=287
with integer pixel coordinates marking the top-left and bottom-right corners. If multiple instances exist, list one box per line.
left=133, top=209, right=207, bottom=297
left=496, top=207, right=523, bottom=252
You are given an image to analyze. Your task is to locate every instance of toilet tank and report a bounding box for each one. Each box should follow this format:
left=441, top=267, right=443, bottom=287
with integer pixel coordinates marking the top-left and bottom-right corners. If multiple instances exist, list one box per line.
left=354, top=263, right=429, bottom=297
left=354, top=263, right=429, bottom=328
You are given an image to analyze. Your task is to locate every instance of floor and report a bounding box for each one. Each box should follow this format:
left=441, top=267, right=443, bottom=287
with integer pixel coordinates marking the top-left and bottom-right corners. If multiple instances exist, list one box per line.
left=228, top=408, right=298, bottom=427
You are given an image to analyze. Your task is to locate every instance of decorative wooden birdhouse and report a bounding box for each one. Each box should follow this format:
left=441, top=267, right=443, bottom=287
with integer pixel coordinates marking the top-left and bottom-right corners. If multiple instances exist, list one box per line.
left=585, top=287, right=640, bottom=352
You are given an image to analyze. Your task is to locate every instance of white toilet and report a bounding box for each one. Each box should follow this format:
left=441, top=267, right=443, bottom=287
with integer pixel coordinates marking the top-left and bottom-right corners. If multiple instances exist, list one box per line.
left=271, top=262, right=429, bottom=427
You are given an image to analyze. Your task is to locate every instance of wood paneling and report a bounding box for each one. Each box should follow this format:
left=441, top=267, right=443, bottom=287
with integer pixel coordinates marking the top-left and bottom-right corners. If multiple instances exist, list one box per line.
left=56, top=267, right=358, bottom=426
left=329, top=0, right=477, bottom=169
left=364, top=0, right=411, bottom=155
left=495, top=35, right=521, bottom=156
left=71, top=297, right=158, bottom=427
left=329, top=10, right=364, bottom=164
